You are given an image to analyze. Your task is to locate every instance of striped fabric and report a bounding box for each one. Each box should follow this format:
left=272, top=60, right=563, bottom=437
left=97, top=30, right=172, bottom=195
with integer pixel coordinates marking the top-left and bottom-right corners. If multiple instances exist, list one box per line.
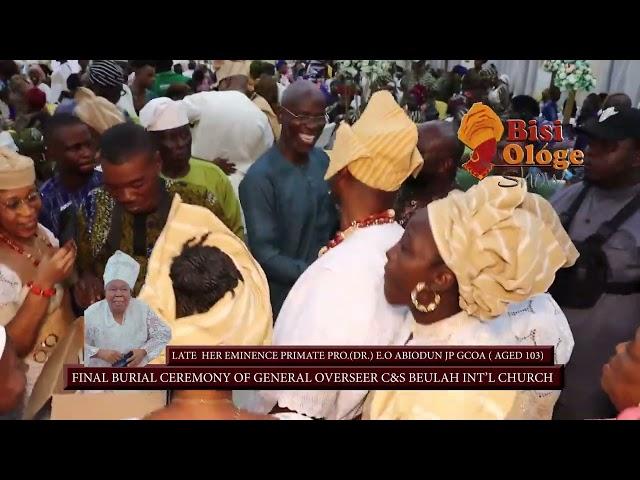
left=427, top=176, right=579, bottom=320
left=89, top=60, right=124, bottom=88
left=138, top=194, right=272, bottom=365
left=325, top=90, right=424, bottom=192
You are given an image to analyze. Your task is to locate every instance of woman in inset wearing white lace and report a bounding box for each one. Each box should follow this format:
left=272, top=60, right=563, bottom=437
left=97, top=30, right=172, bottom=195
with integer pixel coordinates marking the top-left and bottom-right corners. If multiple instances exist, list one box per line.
left=84, top=250, right=171, bottom=368
left=0, top=147, right=79, bottom=419
left=365, top=176, right=580, bottom=420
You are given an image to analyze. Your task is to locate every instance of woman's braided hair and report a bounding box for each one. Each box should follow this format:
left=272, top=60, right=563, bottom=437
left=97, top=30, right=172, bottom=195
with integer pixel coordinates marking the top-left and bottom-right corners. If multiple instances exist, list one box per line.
left=169, top=233, right=244, bottom=319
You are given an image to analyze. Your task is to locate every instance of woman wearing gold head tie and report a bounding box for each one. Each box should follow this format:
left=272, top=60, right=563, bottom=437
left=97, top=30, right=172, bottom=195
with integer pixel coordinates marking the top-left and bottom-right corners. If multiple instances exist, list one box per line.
left=0, top=147, right=80, bottom=419
left=139, top=194, right=276, bottom=420
left=367, top=176, right=579, bottom=420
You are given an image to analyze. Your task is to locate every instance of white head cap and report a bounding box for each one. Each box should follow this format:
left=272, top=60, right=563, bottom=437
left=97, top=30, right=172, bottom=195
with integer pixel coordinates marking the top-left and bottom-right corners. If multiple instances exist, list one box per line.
left=103, top=250, right=140, bottom=290
left=139, top=97, right=189, bottom=132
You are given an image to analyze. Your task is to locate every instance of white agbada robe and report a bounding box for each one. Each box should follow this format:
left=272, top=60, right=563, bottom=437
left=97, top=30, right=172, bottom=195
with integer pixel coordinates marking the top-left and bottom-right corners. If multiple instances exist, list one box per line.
left=84, top=298, right=171, bottom=367
left=179, top=91, right=274, bottom=196
left=241, top=223, right=412, bottom=420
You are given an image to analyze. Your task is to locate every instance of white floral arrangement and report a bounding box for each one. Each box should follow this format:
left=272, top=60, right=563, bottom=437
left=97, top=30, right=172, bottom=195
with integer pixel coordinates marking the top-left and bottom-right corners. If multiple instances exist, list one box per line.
left=335, top=60, right=395, bottom=85
left=542, top=60, right=563, bottom=73
left=544, top=60, right=597, bottom=92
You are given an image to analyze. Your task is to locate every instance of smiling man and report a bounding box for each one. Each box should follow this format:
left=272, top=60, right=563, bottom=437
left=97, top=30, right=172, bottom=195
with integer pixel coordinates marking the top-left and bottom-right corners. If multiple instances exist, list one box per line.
left=38, top=114, right=102, bottom=238
left=73, top=122, right=230, bottom=309
left=239, top=80, right=339, bottom=316
left=246, top=90, right=423, bottom=420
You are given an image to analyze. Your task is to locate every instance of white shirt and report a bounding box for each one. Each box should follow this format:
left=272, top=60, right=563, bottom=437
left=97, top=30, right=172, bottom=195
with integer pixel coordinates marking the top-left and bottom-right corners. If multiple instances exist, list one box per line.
left=180, top=91, right=274, bottom=195
left=37, top=83, right=54, bottom=104
left=366, top=293, right=575, bottom=420
left=249, top=223, right=412, bottom=420
left=117, top=84, right=138, bottom=120
left=50, top=62, right=74, bottom=104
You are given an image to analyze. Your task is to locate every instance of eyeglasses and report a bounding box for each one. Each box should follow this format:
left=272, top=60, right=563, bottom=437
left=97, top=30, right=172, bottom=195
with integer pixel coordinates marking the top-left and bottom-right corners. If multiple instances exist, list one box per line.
left=1, top=191, right=41, bottom=211
left=281, top=106, right=328, bottom=126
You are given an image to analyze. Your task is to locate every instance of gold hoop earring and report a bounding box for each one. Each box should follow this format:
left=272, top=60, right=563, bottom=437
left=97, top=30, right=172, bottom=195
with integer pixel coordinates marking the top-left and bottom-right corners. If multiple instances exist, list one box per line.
left=411, top=282, right=440, bottom=313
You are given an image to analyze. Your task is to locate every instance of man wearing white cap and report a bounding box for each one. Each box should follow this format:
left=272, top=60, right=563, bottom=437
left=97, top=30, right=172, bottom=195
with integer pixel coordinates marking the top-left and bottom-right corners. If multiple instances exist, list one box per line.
left=84, top=250, right=171, bottom=367
left=139, top=98, right=244, bottom=239
left=179, top=84, right=274, bottom=196
left=0, top=325, right=27, bottom=415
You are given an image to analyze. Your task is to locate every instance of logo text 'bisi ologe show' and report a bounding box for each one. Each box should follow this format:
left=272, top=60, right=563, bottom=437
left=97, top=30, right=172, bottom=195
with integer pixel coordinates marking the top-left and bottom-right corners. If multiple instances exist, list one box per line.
left=457, top=103, right=584, bottom=185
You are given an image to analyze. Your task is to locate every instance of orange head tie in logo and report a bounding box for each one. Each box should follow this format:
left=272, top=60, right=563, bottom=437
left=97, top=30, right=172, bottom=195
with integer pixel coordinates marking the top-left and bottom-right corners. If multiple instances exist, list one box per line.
left=457, top=103, right=504, bottom=180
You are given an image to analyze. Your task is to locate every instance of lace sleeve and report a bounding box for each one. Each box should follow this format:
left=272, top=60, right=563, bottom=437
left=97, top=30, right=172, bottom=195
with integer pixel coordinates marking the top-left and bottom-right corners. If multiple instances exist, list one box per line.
left=84, top=320, right=100, bottom=364
left=0, top=265, right=21, bottom=326
left=139, top=308, right=172, bottom=364
left=38, top=223, right=60, bottom=248
left=368, top=390, right=519, bottom=420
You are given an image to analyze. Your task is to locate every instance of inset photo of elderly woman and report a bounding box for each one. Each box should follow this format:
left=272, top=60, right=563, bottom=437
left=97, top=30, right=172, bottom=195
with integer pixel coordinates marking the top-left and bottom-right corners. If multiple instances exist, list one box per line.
left=84, top=250, right=171, bottom=367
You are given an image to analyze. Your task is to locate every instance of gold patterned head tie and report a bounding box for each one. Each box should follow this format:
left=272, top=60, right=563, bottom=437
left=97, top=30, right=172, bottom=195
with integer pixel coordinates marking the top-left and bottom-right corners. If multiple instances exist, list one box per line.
left=325, top=90, right=423, bottom=192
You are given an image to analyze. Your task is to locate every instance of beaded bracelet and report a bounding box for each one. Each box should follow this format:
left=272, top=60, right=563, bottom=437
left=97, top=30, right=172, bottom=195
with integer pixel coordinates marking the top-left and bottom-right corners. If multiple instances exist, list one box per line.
left=26, top=281, right=56, bottom=298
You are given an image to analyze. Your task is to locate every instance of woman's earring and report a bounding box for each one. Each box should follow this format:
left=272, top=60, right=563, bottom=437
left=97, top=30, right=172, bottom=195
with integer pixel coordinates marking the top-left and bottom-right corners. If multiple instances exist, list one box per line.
left=411, top=282, right=440, bottom=313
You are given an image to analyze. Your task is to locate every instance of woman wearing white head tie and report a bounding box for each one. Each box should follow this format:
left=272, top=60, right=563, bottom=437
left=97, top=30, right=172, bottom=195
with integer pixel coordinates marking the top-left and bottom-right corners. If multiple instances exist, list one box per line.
left=84, top=250, right=171, bottom=367
left=139, top=194, right=277, bottom=419
left=366, top=176, right=579, bottom=420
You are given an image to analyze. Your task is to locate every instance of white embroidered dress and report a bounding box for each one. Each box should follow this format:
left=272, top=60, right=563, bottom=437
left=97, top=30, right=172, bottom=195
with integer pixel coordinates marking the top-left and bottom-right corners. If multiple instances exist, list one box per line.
left=365, top=293, right=575, bottom=420
left=84, top=298, right=171, bottom=367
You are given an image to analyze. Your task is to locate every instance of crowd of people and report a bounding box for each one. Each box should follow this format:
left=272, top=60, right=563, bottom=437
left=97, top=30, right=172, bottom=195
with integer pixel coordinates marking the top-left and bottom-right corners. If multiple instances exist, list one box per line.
left=1, top=59, right=640, bottom=420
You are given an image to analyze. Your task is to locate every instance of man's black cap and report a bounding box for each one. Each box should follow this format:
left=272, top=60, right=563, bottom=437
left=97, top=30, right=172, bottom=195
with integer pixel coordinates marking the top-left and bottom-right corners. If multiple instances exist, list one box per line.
left=576, top=106, right=640, bottom=140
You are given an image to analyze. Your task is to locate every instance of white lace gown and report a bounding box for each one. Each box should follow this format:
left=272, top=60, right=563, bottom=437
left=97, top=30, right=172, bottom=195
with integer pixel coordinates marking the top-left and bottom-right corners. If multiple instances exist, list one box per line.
left=84, top=298, right=171, bottom=367
left=0, top=225, right=65, bottom=400
left=365, top=293, right=575, bottom=420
